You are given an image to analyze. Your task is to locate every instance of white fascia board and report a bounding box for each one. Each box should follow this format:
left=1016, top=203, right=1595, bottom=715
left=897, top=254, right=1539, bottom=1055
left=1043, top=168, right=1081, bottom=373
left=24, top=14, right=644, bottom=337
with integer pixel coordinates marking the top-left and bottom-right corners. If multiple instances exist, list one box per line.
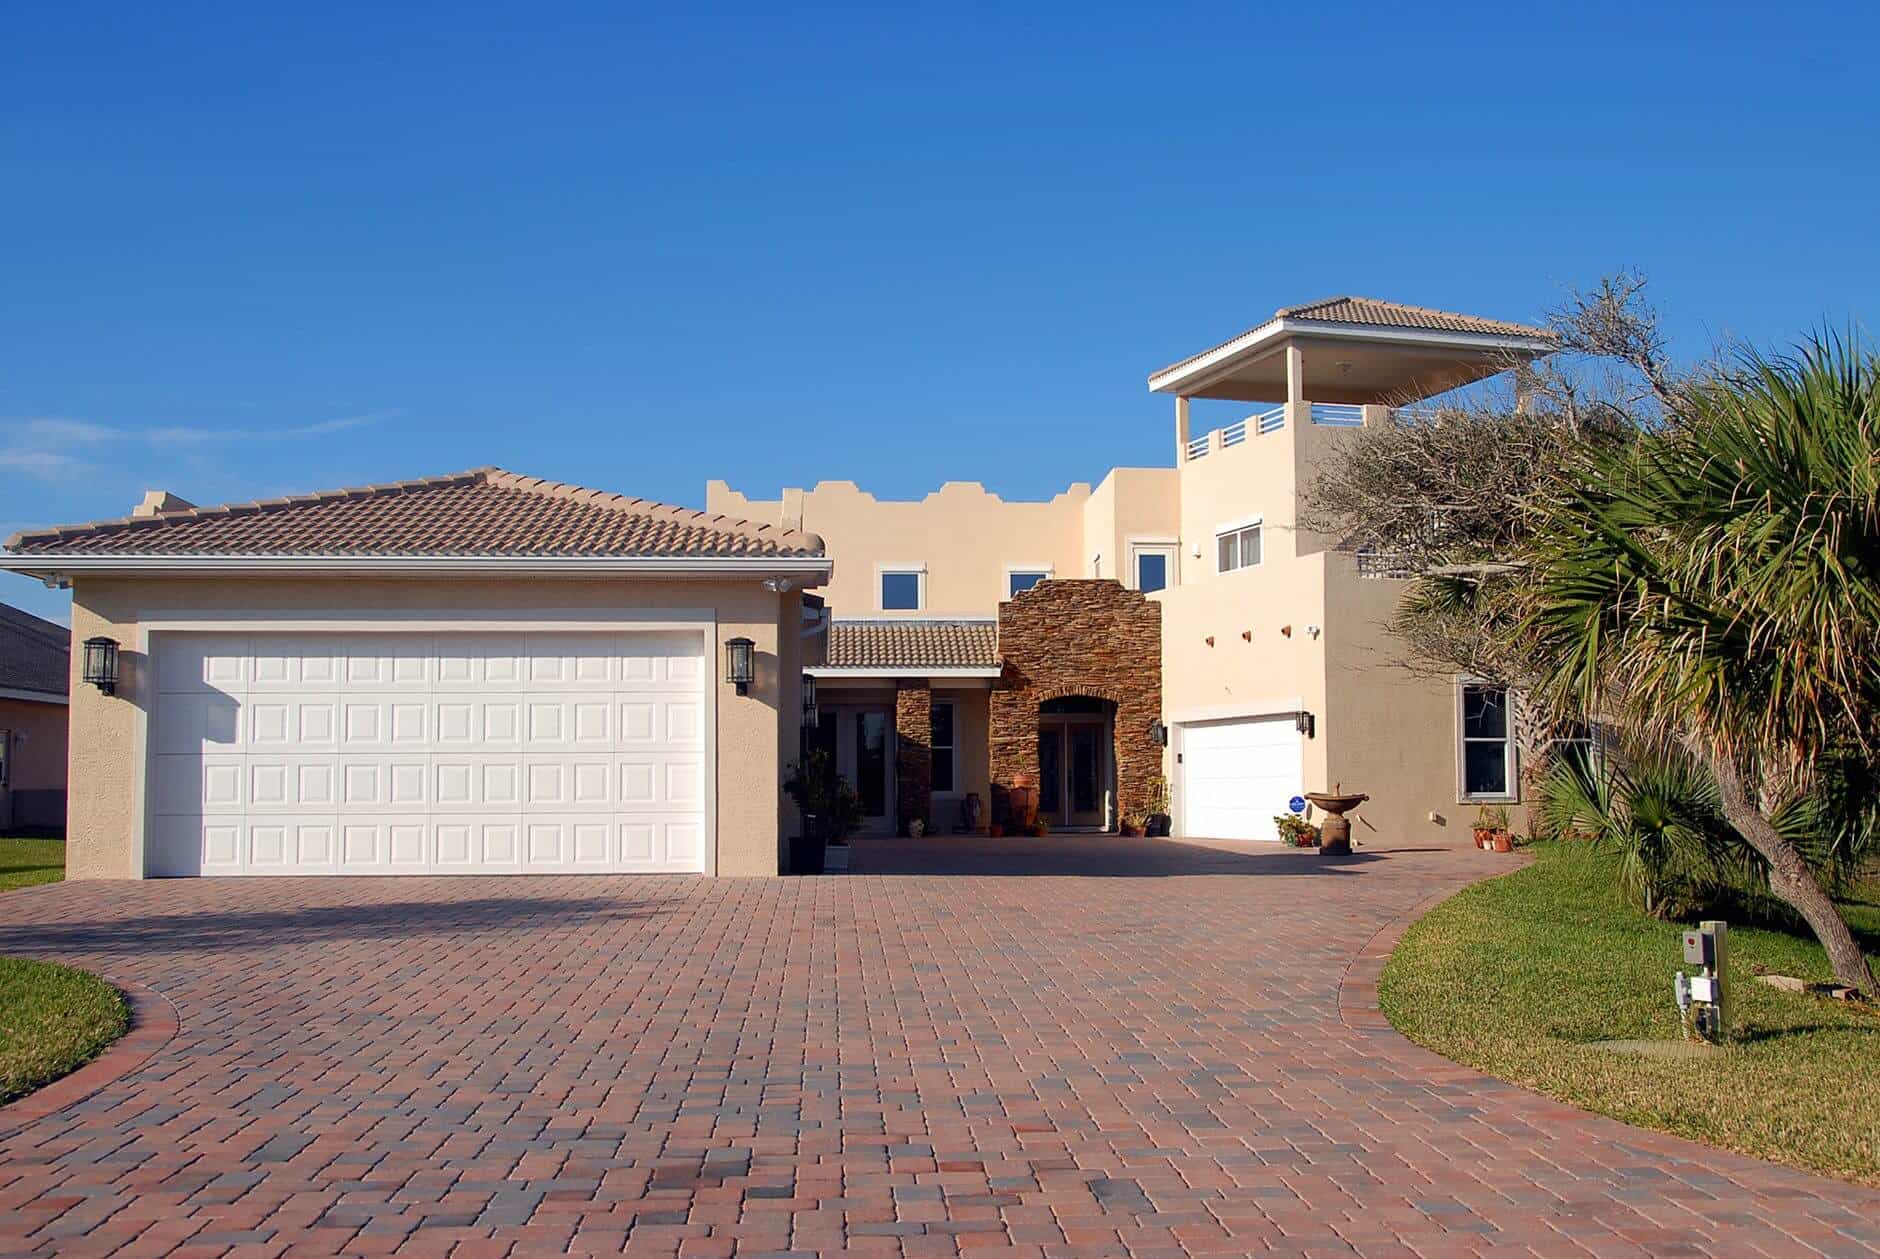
left=0, top=554, right=834, bottom=581
left=0, top=686, right=68, bottom=705
left=805, top=665, right=1003, bottom=679
left=1147, top=317, right=1557, bottom=394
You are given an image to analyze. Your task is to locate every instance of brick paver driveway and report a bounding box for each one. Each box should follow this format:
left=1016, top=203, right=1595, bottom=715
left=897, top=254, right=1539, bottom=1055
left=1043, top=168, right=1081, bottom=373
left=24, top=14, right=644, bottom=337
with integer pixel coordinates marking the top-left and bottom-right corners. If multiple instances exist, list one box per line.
left=2, top=836, right=1876, bottom=1257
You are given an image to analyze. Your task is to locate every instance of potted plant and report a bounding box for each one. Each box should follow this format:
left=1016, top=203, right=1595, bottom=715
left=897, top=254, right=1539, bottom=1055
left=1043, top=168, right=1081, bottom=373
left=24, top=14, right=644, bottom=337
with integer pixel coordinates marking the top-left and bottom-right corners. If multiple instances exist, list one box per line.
left=1273, top=814, right=1320, bottom=847
left=1120, top=809, right=1148, bottom=837
left=1145, top=776, right=1172, bottom=837
left=1485, top=805, right=1514, bottom=853
left=1471, top=805, right=1496, bottom=850
left=1029, top=818, right=1050, bottom=837
left=783, top=750, right=863, bottom=874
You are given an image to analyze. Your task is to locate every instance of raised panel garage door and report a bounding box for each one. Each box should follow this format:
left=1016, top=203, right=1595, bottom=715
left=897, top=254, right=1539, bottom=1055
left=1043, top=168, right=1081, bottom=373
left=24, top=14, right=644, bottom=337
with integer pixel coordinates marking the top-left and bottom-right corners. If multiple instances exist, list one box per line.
left=1178, top=715, right=1303, bottom=841
left=147, top=630, right=707, bottom=875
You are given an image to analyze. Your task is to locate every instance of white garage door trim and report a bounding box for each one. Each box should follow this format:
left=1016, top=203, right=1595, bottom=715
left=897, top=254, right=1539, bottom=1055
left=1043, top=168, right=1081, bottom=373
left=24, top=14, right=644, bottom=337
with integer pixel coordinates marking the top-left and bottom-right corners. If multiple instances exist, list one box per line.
left=1175, top=712, right=1305, bottom=842
left=133, top=609, right=718, bottom=877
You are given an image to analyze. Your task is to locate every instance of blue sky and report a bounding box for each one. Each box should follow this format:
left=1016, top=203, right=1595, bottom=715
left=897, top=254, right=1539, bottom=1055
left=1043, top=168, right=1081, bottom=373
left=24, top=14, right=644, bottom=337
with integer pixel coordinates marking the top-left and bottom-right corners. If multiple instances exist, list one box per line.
left=4, top=1, right=1876, bottom=624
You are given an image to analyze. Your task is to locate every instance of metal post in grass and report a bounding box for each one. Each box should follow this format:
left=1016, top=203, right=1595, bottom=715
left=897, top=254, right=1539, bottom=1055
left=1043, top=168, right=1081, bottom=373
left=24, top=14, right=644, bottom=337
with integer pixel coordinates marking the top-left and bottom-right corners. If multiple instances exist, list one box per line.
left=1703, top=920, right=1731, bottom=1043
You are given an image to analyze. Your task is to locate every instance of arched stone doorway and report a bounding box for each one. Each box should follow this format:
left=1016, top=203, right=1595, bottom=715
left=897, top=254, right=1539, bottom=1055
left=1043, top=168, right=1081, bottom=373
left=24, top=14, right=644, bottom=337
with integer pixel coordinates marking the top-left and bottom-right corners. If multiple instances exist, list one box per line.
left=988, top=580, right=1161, bottom=830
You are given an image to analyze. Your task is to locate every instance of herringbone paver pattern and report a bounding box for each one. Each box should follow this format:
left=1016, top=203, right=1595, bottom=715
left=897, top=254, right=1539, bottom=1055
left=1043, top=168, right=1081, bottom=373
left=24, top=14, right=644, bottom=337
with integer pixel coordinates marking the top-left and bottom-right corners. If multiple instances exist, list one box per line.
left=1, top=835, right=1875, bottom=1257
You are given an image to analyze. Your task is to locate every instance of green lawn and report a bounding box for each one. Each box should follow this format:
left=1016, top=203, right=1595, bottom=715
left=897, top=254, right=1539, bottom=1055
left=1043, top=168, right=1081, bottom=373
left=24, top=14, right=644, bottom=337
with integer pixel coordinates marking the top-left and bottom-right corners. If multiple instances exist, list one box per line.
left=0, top=957, right=128, bottom=1103
left=0, top=836, right=126, bottom=1103
left=0, top=835, right=66, bottom=891
left=1381, top=841, right=1880, bottom=1185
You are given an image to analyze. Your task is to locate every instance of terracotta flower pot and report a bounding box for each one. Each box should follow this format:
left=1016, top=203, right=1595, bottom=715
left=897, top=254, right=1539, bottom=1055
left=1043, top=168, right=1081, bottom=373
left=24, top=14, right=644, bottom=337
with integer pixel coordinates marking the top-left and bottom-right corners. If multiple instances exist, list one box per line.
left=1492, top=830, right=1514, bottom=853
left=988, top=823, right=1005, bottom=838
left=1472, top=827, right=1494, bottom=850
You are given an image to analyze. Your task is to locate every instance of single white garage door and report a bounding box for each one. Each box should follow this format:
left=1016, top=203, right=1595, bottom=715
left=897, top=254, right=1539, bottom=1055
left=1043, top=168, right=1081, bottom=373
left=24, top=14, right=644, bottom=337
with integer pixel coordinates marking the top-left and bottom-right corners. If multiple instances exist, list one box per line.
left=148, top=629, right=707, bottom=876
left=1179, top=715, right=1303, bottom=841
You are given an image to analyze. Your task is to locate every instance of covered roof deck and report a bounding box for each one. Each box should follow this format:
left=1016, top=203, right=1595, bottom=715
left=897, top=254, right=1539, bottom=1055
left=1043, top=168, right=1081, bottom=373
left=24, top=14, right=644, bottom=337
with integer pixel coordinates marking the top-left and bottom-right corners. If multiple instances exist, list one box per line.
left=1147, top=296, right=1557, bottom=406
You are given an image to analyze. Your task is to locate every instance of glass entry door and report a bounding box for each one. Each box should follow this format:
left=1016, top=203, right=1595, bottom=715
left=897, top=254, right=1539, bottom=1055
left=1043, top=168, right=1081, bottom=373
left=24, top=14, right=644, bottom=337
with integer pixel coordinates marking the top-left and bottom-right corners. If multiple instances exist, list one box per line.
left=1036, top=717, right=1110, bottom=829
left=828, top=705, right=894, bottom=834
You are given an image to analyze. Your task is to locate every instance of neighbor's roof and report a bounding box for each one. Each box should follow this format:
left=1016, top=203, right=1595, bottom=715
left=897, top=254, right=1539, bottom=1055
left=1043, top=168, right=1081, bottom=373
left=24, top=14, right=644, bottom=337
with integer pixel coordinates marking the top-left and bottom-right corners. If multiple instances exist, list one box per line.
left=822, top=619, right=1000, bottom=671
left=3, top=468, right=824, bottom=559
left=1149, top=296, right=1556, bottom=387
left=0, top=602, right=69, bottom=697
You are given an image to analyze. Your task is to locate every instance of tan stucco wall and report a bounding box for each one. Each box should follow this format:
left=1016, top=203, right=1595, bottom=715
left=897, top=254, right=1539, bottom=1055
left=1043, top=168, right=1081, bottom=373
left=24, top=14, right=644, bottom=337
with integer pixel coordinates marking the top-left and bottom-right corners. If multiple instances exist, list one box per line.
left=0, top=696, right=68, bottom=830
left=1159, top=402, right=1518, bottom=849
left=932, top=685, right=990, bottom=826
left=709, top=480, right=1091, bottom=616
left=63, top=576, right=796, bottom=880
left=1156, top=553, right=1332, bottom=811
left=1083, top=468, right=1181, bottom=585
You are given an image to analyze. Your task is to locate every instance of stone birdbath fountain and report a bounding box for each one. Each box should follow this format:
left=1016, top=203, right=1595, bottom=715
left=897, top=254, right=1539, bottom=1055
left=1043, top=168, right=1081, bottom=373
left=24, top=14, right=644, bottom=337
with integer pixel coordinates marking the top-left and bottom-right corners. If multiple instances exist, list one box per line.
left=1304, top=785, right=1369, bottom=856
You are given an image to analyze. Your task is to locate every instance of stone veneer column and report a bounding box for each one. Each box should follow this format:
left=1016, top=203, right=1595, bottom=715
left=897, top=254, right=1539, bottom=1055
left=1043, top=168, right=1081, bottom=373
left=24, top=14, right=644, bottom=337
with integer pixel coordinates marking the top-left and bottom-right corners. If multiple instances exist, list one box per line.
left=894, top=683, right=932, bottom=835
left=989, top=580, right=1162, bottom=827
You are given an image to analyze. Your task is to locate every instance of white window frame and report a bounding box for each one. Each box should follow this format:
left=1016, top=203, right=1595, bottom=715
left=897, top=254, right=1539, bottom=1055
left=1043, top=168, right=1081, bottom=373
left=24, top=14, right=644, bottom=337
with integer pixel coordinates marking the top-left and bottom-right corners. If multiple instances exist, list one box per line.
left=1002, top=563, right=1053, bottom=600
left=1456, top=679, right=1518, bottom=803
left=1127, top=537, right=1178, bottom=593
left=930, top=699, right=959, bottom=795
left=1214, top=515, right=1263, bottom=574
left=876, top=563, right=927, bottom=612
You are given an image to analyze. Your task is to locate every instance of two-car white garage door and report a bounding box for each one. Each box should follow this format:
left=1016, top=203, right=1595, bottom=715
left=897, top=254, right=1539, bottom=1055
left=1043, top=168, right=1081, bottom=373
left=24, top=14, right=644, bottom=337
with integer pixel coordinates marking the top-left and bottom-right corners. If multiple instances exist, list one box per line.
left=147, top=629, right=708, bottom=876
left=1178, top=715, right=1304, bottom=842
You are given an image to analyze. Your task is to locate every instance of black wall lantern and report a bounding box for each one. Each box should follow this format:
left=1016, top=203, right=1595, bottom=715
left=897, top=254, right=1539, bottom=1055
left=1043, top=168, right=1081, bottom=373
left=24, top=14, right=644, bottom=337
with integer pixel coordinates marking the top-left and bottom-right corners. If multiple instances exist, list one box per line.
left=724, top=636, right=755, bottom=696
left=1148, top=718, right=1168, bottom=747
left=1295, top=710, right=1316, bottom=739
left=82, top=636, right=121, bottom=696
left=800, top=673, right=818, bottom=727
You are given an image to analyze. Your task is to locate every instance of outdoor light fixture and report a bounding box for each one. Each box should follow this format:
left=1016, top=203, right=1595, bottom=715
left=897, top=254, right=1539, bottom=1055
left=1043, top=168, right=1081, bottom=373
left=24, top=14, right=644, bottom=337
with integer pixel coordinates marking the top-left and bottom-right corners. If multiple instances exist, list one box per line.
left=82, top=636, right=120, bottom=696
left=1295, top=710, right=1316, bottom=739
left=1148, top=718, right=1168, bottom=747
left=800, top=673, right=818, bottom=727
left=724, top=636, right=755, bottom=696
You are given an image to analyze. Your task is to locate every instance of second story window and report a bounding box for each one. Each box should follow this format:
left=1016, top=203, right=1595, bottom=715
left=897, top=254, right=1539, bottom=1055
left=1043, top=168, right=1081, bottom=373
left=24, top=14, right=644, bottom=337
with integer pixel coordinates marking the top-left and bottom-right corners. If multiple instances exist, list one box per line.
left=879, top=568, right=924, bottom=611
left=1129, top=542, right=1176, bottom=593
left=1006, top=568, right=1050, bottom=598
left=1216, top=518, right=1263, bottom=573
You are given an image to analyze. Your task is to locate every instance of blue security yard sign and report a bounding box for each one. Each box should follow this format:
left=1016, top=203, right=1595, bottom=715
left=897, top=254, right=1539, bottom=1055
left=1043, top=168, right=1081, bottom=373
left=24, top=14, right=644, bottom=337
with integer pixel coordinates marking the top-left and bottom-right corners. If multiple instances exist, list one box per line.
left=1288, top=795, right=1307, bottom=814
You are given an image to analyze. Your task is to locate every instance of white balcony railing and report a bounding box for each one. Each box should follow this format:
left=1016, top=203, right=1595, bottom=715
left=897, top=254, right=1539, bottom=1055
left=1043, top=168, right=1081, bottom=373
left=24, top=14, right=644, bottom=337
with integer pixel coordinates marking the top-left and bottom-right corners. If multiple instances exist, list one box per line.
left=1185, top=403, right=1363, bottom=459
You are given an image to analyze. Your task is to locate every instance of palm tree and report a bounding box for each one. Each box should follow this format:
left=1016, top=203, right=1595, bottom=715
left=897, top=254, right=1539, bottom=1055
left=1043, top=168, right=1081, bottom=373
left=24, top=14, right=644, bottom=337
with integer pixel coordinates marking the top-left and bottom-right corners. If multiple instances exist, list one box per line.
left=1529, top=334, right=1880, bottom=992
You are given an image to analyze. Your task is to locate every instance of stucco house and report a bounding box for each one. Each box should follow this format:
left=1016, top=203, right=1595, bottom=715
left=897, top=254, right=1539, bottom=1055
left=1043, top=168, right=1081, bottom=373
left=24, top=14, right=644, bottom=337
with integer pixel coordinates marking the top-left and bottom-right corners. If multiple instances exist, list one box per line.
left=1, top=297, right=1554, bottom=878
left=0, top=602, right=71, bottom=832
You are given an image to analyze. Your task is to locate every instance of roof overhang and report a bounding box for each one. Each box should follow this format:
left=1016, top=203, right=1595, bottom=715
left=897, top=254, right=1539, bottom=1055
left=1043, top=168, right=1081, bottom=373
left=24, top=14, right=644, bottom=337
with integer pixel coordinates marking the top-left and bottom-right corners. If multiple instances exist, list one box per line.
left=0, top=553, right=834, bottom=584
left=805, top=665, right=1004, bottom=679
left=0, top=685, right=68, bottom=705
left=1148, top=318, right=1558, bottom=403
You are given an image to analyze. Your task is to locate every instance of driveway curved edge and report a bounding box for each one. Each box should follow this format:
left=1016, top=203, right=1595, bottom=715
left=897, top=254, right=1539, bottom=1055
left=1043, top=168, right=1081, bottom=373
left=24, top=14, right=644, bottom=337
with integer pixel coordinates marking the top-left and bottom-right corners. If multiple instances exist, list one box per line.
left=1337, top=852, right=1876, bottom=1197
left=0, top=977, right=179, bottom=1138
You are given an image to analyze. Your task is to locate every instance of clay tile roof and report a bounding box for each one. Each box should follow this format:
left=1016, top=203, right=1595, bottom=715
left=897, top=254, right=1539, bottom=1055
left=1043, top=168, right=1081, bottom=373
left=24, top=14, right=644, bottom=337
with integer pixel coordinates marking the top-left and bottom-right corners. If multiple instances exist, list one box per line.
left=1272, top=296, right=1553, bottom=338
left=0, top=602, right=69, bottom=697
left=1150, top=296, right=1555, bottom=383
left=3, top=468, right=824, bottom=559
left=823, top=619, right=1000, bottom=670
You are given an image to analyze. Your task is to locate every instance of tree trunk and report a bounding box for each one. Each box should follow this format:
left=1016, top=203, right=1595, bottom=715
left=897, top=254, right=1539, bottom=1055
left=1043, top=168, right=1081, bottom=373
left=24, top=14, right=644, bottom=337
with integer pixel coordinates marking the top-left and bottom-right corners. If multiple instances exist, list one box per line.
left=1706, top=751, right=1876, bottom=994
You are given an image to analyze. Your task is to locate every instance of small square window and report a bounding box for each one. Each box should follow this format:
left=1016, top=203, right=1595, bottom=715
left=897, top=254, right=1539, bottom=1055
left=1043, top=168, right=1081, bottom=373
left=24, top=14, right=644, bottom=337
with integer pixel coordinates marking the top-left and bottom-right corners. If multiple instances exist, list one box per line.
left=1008, top=570, right=1048, bottom=598
left=1134, top=550, right=1170, bottom=593
left=880, top=571, right=922, bottom=611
